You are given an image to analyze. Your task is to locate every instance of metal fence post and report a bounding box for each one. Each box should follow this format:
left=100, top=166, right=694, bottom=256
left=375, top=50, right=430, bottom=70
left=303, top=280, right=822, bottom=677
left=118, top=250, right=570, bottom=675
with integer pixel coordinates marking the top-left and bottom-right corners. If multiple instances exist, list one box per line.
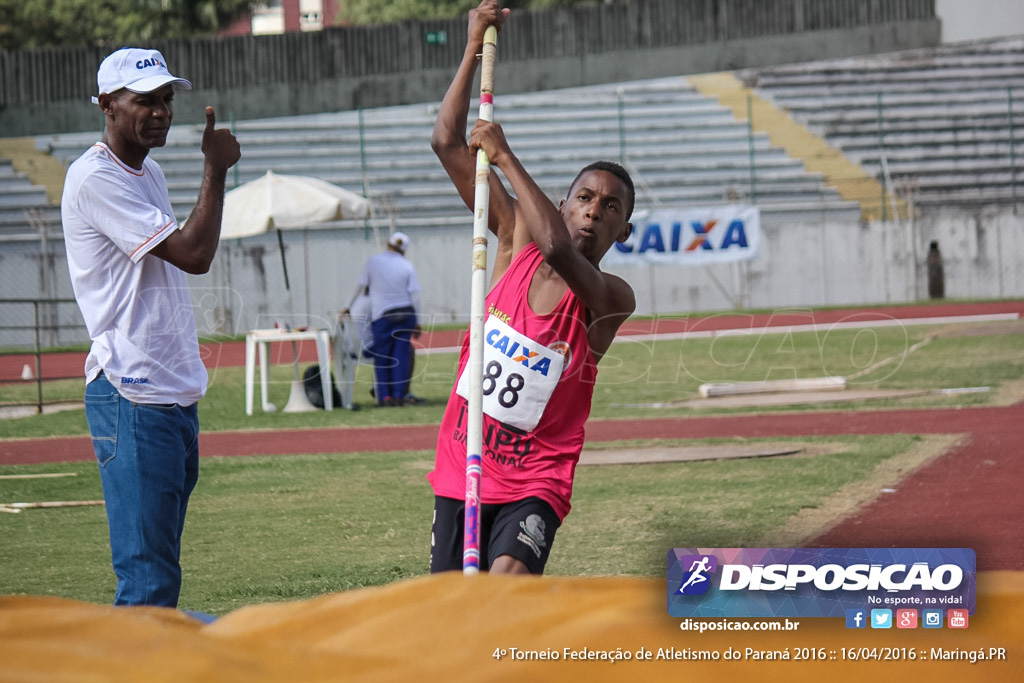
left=617, top=88, right=627, bottom=165
left=747, top=92, right=757, bottom=204
left=877, top=91, right=887, bottom=221
left=231, top=111, right=239, bottom=189
left=1010, top=87, right=1018, bottom=216
left=33, top=300, right=43, bottom=414
left=359, top=108, right=372, bottom=239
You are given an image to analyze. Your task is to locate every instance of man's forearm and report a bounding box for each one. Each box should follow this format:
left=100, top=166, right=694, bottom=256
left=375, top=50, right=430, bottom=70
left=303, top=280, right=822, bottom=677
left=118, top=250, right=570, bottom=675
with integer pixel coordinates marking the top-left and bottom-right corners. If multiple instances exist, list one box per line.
left=183, top=162, right=229, bottom=265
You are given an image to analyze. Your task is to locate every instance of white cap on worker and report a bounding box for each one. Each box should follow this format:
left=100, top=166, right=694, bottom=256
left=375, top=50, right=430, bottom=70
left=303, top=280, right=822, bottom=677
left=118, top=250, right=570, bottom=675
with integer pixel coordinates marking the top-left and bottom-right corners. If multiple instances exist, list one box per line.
left=92, top=47, right=192, bottom=104
left=388, top=232, right=409, bottom=253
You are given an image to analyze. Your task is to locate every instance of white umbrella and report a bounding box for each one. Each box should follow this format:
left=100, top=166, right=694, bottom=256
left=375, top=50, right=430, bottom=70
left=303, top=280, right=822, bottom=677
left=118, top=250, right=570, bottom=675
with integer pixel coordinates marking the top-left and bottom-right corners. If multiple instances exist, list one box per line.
left=219, top=171, right=372, bottom=413
left=221, top=170, right=372, bottom=291
left=221, top=170, right=371, bottom=239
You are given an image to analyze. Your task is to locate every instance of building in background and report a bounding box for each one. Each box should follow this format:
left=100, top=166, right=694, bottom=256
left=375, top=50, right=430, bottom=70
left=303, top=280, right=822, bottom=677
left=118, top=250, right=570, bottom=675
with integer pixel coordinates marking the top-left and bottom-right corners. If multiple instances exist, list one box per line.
left=935, top=0, right=1024, bottom=42
left=223, top=1, right=1024, bottom=42
left=221, top=0, right=341, bottom=36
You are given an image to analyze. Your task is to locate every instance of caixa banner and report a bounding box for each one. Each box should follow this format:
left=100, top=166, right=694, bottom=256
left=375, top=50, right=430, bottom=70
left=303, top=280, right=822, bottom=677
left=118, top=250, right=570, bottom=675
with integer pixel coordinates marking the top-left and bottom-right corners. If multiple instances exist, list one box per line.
left=605, top=206, right=761, bottom=266
left=667, top=548, right=976, bottom=618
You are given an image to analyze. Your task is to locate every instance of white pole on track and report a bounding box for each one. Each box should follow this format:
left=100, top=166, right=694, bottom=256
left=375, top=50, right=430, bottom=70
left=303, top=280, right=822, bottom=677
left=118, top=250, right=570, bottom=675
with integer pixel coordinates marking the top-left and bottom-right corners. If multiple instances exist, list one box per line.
left=464, top=24, right=498, bottom=575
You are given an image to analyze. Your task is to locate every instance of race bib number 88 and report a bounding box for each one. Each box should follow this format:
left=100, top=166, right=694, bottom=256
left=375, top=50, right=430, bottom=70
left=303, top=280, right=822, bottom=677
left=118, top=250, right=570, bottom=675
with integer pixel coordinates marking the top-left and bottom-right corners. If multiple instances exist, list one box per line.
left=456, top=315, right=566, bottom=431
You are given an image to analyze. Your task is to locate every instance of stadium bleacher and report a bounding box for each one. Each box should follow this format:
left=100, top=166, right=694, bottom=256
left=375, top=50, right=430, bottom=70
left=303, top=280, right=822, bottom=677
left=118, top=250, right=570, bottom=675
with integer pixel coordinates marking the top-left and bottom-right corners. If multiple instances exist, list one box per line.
left=4, top=35, right=1021, bottom=240
left=30, top=75, right=857, bottom=238
left=0, top=158, right=59, bottom=238
left=739, top=35, right=1024, bottom=210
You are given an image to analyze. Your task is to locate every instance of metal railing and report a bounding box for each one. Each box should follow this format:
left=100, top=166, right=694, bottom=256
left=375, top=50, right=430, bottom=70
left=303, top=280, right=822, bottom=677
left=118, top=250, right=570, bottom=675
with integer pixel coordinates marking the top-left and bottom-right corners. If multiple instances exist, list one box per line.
left=0, top=298, right=86, bottom=414
left=0, top=0, right=937, bottom=109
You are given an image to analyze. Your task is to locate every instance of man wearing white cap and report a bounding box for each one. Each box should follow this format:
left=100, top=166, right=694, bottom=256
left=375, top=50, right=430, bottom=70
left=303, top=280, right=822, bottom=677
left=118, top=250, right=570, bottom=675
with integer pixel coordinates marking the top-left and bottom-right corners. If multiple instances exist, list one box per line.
left=343, top=232, right=422, bottom=406
left=61, top=47, right=240, bottom=607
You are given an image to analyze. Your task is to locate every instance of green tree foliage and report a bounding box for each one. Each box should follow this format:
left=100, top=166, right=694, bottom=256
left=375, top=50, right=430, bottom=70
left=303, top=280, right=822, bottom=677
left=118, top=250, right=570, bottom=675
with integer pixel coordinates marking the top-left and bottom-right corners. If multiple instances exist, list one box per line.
left=0, top=0, right=255, bottom=50
left=0, top=0, right=605, bottom=50
left=338, top=0, right=597, bottom=26
left=340, top=1, right=502, bottom=25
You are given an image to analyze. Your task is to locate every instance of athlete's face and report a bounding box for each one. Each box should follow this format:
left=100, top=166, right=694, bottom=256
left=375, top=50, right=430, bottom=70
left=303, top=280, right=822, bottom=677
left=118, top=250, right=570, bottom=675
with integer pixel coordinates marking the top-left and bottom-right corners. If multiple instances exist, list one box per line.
left=559, top=170, right=633, bottom=263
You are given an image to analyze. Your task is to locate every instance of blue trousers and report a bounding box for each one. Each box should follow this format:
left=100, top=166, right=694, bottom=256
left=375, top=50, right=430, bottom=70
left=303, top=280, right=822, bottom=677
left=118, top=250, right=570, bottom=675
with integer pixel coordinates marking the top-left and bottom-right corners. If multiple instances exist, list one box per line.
left=84, top=373, right=199, bottom=607
left=369, top=306, right=417, bottom=404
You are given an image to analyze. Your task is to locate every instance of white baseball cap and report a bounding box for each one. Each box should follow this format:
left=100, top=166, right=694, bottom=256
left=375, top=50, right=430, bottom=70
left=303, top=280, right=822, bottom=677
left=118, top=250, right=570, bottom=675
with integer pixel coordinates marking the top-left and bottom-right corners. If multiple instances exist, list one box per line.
left=388, top=232, right=410, bottom=252
left=92, top=47, right=192, bottom=104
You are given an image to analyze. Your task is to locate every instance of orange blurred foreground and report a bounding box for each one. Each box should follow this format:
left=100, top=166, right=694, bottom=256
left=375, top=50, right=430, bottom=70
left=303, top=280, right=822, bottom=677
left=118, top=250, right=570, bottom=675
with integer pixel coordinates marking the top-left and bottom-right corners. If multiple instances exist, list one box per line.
left=1, top=571, right=1020, bottom=682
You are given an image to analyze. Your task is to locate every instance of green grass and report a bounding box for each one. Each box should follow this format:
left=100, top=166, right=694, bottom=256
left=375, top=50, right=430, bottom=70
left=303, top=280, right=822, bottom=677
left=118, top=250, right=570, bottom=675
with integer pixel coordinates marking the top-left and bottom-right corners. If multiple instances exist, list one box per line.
left=1, top=377, right=82, bottom=405
left=591, top=324, right=1023, bottom=415
left=1, top=434, right=916, bottom=615
left=549, top=434, right=921, bottom=576
left=3, top=323, right=1021, bottom=439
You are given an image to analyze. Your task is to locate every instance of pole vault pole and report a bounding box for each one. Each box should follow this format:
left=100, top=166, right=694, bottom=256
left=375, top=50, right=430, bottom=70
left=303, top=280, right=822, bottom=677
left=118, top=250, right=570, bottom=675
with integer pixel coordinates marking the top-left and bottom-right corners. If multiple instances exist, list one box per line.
left=464, top=24, right=498, bottom=575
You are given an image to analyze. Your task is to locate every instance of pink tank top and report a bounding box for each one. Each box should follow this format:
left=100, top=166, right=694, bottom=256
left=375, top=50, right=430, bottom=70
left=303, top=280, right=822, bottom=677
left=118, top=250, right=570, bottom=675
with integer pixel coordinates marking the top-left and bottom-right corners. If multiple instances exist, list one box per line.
left=429, top=243, right=596, bottom=521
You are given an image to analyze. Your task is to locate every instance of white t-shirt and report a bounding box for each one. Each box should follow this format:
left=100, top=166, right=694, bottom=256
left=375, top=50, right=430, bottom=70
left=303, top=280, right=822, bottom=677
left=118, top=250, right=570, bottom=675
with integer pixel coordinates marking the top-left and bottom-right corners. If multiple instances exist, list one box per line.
left=356, top=251, right=421, bottom=322
left=61, top=142, right=207, bottom=405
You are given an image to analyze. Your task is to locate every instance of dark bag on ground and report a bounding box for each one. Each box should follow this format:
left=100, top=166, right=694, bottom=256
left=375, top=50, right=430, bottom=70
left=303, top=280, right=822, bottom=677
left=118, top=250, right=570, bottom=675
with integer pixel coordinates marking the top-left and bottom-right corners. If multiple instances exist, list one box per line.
left=303, top=364, right=343, bottom=409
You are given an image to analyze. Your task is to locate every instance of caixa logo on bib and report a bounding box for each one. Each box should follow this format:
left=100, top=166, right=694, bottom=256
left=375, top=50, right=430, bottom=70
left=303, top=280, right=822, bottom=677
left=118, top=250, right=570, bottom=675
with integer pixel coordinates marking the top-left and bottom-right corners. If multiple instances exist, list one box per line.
left=667, top=548, right=976, bottom=618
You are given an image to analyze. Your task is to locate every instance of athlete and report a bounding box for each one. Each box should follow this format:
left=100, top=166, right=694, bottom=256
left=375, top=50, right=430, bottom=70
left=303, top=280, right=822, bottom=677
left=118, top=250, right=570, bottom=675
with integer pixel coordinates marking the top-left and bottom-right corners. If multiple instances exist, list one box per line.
left=428, top=0, right=636, bottom=574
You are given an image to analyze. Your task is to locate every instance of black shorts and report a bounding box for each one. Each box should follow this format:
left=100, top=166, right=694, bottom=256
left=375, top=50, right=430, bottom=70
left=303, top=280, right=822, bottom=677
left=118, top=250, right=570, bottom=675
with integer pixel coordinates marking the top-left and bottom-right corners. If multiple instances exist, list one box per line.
left=430, top=495, right=561, bottom=575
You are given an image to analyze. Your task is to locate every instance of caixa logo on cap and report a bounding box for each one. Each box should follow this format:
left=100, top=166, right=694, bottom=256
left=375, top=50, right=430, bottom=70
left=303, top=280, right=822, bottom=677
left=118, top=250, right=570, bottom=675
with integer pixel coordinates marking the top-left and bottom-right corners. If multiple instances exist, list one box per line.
left=136, top=56, right=164, bottom=70
left=667, top=548, right=976, bottom=618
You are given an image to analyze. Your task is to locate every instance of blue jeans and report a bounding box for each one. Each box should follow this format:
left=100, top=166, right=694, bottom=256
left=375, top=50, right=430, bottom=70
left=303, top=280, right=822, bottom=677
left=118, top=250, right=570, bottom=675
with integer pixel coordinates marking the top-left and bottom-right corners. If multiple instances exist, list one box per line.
left=84, top=373, right=199, bottom=607
left=369, top=306, right=417, bottom=404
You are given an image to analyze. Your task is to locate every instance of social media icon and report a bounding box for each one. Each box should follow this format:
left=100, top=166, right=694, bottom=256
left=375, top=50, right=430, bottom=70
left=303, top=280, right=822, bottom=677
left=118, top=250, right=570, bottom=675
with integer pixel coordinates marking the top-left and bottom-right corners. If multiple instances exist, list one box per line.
left=871, top=609, right=892, bottom=629
left=922, top=609, right=944, bottom=628
left=846, top=609, right=867, bottom=629
left=896, top=609, right=918, bottom=628
left=948, top=609, right=969, bottom=629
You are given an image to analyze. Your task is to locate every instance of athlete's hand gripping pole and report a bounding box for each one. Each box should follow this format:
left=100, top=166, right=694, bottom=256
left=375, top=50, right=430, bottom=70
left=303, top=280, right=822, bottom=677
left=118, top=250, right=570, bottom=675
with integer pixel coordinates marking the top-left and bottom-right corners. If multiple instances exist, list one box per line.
left=464, top=24, right=498, bottom=575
